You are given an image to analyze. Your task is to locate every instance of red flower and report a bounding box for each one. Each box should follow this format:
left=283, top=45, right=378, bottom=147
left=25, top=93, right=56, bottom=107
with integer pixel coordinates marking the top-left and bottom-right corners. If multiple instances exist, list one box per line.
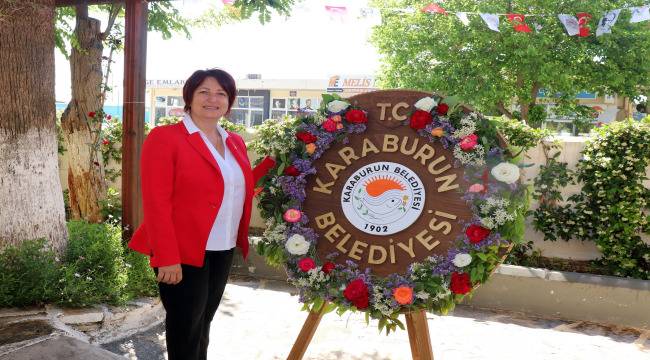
left=450, top=272, right=472, bottom=295
left=466, top=224, right=491, bottom=244
left=343, top=278, right=369, bottom=309
left=298, top=257, right=316, bottom=272
left=88, top=111, right=96, bottom=118
left=283, top=165, right=300, bottom=176
left=436, top=103, right=449, bottom=115
left=102, top=139, right=110, bottom=146
left=409, top=110, right=432, bottom=130
left=322, top=119, right=337, bottom=132
left=345, top=109, right=368, bottom=124
left=106, top=115, right=112, bottom=120
left=459, top=134, right=479, bottom=151
left=322, top=262, right=335, bottom=274
left=296, top=131, right=317, bottom=144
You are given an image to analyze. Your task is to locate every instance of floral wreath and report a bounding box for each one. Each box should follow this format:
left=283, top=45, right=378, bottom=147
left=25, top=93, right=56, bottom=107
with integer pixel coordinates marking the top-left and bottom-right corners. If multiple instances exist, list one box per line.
left=253, top=92, right=527, bottom=333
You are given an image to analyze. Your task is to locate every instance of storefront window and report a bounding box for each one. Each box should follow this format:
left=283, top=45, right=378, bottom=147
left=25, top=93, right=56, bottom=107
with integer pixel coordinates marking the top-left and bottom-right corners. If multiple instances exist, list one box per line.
left=230, top=95, right=264, bottom=127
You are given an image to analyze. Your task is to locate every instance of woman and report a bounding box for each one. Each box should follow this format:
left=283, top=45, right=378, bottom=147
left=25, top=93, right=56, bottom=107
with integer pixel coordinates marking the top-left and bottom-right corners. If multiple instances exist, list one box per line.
left=128, top=68, right=275, bottom=360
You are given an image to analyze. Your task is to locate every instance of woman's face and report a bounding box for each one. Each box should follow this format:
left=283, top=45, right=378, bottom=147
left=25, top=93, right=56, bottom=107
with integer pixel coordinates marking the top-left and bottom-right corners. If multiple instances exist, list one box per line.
left=190, top=76, right=230, bottom=121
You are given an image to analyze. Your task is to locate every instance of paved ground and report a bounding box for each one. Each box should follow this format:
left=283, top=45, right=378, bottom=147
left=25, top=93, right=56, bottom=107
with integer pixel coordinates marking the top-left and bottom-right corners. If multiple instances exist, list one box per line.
left=102, top=276, right=650, bottom=360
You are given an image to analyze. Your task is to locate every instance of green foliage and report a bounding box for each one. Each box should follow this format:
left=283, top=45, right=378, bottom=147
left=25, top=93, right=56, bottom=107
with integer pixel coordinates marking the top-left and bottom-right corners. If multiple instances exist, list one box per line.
left=123, top=249, right=158, bottom=299
left=0, top=222, right=158, bottom=308
left=0, top=239, right=59, bottom=307
left=100, top=117, right=123, bottom=183
left=371, top=0, right=650, bottom=118
left=527, top=105, right=547, bottom=129
left=491, top=116, right=551, bottom=156
left=57, top=221, right=129, bottom=306
left=100, top=187, right=122, bottom=226
left=231, top=0, right=296, bottom=24
left=532, top=120, right=650, bottom=279
left=148, top=1, right=190, bottom=39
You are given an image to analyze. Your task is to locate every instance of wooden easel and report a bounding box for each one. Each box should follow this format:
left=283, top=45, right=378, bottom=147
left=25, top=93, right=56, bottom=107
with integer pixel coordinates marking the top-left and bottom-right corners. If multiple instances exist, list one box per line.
left=287, top=302, right=434, bottom=360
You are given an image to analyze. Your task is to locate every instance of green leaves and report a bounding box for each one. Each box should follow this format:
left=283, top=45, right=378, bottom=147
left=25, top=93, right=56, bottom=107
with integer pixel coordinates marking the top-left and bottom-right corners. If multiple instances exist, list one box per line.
left=532, top=120, right=650, bottom=279
left=371, top=0, right=650, bottom=120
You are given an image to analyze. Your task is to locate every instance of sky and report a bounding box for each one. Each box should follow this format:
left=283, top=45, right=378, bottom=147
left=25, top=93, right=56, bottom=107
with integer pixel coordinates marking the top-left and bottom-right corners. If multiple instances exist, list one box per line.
left=54, top=0, right=382, bottom=105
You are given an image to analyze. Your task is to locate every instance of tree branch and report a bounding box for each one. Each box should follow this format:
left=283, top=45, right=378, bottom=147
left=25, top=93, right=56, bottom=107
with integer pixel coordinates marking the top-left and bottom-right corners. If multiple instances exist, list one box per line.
left=101, top=4, right=121, bottom=40
left=497, top=102, right=514, bottom=118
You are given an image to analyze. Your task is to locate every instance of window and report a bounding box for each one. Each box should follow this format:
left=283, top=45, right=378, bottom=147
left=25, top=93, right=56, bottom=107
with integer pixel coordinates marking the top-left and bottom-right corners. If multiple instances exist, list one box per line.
left=270, top=97, right=320, bottom=119
left=230, top=95, right=264, bottom=127
left=154, top=96, right=185, bottom=124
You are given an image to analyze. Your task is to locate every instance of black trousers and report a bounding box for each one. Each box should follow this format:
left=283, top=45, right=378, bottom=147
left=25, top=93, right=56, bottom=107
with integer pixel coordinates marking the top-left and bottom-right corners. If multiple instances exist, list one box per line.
left=156, top=249, right=234, bottom=360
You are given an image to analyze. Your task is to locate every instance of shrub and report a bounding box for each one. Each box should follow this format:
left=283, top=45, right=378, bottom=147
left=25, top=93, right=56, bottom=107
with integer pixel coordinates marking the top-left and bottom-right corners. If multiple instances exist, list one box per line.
left=0, top=239, right=59, bottom=307
left=124, top=249, right=158, bottom=298
left=56, top=221, right=128, bottom=307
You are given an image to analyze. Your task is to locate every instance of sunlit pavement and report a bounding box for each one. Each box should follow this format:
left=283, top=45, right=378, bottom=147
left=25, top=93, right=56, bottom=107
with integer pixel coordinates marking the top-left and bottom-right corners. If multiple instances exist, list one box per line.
left=104, top=275, right=649, bottom=360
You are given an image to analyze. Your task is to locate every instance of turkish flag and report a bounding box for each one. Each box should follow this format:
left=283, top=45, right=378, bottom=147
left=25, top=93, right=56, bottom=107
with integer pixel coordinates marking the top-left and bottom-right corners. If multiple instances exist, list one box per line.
left=421, top=3, right=447, bottom=15
left=507, top=13, right=531, bottom=32
left=577, top=12, right=592, bottom=37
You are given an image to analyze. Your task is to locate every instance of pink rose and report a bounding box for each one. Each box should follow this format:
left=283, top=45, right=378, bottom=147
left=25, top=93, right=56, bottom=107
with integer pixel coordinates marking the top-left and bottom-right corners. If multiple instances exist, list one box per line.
left=460, top=134, right=478, bottom=151
left=283, top=209, right=302, bottom=223
left=468, top=183, right=485, bottom=193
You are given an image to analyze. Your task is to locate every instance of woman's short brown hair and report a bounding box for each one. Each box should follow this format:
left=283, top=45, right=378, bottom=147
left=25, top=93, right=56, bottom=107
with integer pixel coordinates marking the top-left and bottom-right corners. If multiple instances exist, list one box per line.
left=182, top=68, right=237, bottom=113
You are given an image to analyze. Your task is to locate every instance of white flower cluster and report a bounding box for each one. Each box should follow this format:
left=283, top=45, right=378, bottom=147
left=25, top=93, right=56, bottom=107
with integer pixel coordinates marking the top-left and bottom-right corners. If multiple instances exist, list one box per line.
left=262, top=219, right=287, bottom=244
left=479, top=196, right=515, bottom=229
left=292, top=268, right=330, bottom=289
left=453, top=113, right=479, bottom=139
left=372, top=287, right=396, bottom=316
left=453, top=144, right=486, bottom=166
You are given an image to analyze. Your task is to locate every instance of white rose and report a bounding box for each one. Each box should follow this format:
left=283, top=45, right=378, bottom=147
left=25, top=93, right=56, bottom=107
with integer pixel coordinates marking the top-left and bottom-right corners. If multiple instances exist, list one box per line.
left=414, top=97, right=437, bottom=112
left=326, top=100, right=350, bottom=113
left=491, top=162, right=520, bottom=184
left=285, top=234, right=310, bottom=255
left=452, top=253, right=472, bottom=268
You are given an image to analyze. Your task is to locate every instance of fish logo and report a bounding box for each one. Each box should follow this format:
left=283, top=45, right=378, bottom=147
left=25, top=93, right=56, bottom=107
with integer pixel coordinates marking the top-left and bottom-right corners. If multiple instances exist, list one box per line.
left=341, top=162, right=425, bottom=236
left=358, top=176, right=409, bottom=218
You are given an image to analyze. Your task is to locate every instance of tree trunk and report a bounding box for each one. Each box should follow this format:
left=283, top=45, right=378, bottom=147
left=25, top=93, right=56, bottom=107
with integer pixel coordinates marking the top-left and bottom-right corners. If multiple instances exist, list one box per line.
left=60, top=5, right=107, bottom=223
left=0, top=0, right=68, bottom=253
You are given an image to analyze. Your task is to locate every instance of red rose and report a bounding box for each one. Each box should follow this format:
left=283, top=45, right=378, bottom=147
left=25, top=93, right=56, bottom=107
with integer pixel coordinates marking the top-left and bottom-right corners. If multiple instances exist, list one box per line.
left=298, top=257, right=316, bottom=272
left=88, top=111, right=96, bottom=117
left=450, top=272, right=472, bottom=295
left=345, top=109, right=368, bottom=124
left=436, top=103, right=449, bottom=115
left=106, top=115, right=112, bottom=120
left=102, top=139, right=110, bottom=146
left=466, top=224, right=491, bottom=244
left=343, top=278, right=369, bottom=309
left=283, top=165, right=300, bottom=176
left=409, top=110, right=433, bottom=130
left=296, top=131, right=317, bottom=144
left=322, top=119, right=337, bottom=132
left=322, top=262, right=335, bottom=274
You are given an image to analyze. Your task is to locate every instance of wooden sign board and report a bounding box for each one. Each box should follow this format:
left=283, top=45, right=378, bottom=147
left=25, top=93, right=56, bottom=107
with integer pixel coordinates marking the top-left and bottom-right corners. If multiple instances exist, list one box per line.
left=303, top=90, right=474, bottom=276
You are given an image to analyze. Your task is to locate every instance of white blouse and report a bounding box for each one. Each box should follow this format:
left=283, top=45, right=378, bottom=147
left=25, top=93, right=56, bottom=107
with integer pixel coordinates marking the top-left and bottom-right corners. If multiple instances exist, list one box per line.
left=183, top=114, right=245, bottom=251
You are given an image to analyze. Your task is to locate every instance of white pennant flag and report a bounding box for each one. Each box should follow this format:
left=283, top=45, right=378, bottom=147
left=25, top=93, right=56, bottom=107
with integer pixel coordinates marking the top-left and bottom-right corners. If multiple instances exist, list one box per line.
left=456, top=12, right=470, bottom=26
left=630, top=5, right=650, bottom=23
left=596, top=9, right=621, bottom=36
left=480, top=13, right=500, bottom=32
left=558, top=14, right=580, bottom=36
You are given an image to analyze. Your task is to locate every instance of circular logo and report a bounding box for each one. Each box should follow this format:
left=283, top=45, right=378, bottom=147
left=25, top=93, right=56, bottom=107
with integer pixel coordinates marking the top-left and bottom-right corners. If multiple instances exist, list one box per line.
left=341, top=162, right=425, bottom=235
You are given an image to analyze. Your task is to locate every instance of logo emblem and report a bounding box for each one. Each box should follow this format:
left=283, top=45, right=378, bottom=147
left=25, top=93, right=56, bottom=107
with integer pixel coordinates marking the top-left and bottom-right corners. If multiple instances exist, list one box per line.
left=341, top=162, right=425, bottom=235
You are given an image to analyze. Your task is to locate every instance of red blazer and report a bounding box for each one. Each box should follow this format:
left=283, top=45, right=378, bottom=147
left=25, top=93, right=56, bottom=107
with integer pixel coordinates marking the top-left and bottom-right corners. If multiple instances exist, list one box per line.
left=128, top=122, right=275, bottom=268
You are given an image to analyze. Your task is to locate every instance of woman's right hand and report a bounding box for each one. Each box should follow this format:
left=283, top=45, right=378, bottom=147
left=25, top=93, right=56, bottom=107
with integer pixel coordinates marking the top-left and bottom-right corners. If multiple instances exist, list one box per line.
left=157, top=264, right=183, bottom=285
